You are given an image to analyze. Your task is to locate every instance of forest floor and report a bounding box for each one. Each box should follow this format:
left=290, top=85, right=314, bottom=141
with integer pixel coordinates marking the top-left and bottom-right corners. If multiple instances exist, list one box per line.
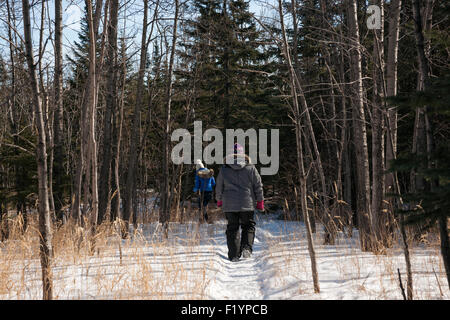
left=0, top=213, right=448, bottom=300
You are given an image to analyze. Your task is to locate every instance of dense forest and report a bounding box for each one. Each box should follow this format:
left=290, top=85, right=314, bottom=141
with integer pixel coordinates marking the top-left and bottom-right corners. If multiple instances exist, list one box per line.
left=0, top=0, right=448, bottom=299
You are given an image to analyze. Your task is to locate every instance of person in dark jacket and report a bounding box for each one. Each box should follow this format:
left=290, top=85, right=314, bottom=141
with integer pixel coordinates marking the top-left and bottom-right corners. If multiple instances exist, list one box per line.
left=193, top=159, right=215, bottom=222
left=216, top=143, right=264, bottom=262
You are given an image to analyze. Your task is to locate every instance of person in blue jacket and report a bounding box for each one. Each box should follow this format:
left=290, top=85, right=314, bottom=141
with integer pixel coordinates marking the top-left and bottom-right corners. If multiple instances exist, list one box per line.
left=193, top=159, right=215, bottom=222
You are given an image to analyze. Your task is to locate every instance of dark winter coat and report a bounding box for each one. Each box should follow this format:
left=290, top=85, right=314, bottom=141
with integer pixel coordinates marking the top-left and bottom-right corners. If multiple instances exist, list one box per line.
left=215, top=154, right=264, bottom=212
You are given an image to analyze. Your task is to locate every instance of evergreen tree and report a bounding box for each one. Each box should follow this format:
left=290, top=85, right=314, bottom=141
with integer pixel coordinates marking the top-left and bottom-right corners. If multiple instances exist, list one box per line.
left=66, top=5, right=102, bottom=89
left=0, top=47, right=36, bottom=229
left=178, top=0, right=271, bottom=131
left=391, top=73, right=450, bottom=287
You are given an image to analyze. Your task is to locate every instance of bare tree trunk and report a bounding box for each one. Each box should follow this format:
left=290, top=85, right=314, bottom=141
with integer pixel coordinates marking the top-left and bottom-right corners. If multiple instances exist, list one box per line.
left=111, top=37, right=127, bottom=222
left=160, top=0, right=179, bottom=237
left=385, top=0, right=401, bottom=196
left=325, top=46, right=353, bottom=235
left=411, top=0, right=434, bottom=196
left=290, top=0, right=334, bottom=245
left=338, top=42, right=353, bottom=217
left=371, top=0, right=385, bottom=250
left=22, top=0, right=53, bottom=299
left=71, top=0, right=104, bottom=226
left=37, top=0, right=56, bottom=224
left=99, top=0, right=119, bottom=223
left=399, top=211, right=413, bottom=300
left=170, top=87, right=195, bottom=221
left=110, top=88, right=123, bottom=222
left=347, top=0, right=374, bottom=252
left=53, top=0, right=65, bottom=223
left=222, top=0, right=231, bottom=140
left=71, top=144, right=84, bottom=222
left=383, top=0, right=402, bottom=247
left=123, top=0, right=149, bottom=237
left=279, top=0, right=319, bottom=293
left=85, top=0, right=99, bottom=230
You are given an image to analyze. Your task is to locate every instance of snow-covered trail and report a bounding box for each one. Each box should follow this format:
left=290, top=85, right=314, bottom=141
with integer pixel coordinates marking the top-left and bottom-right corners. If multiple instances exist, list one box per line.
left=205, top=216, right=285, bottom=300
left=208, top=246, right=264, bottom=299
left=207, top=230, right=266, bottom=299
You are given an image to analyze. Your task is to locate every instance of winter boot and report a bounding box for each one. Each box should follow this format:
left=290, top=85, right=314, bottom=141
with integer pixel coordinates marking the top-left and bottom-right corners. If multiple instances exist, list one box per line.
left=242, top=249, right=252, bottom=259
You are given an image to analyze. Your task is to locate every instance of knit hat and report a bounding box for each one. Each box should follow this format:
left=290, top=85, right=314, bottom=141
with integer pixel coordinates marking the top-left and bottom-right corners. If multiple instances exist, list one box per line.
left=195, top=159, right=204, bottom=171
left=234, top=143, right=244, bottom=155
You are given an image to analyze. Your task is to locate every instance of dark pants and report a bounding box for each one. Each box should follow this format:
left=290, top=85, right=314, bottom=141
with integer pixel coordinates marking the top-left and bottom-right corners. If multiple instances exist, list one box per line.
left=225, top=211, right=256, bottom=260
left=198, top=191, right=212, bottom=221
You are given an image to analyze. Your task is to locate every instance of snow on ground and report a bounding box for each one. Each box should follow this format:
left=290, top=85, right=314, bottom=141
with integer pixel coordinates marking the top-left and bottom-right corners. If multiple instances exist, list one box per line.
left=0, top=213, right=448, bottom=300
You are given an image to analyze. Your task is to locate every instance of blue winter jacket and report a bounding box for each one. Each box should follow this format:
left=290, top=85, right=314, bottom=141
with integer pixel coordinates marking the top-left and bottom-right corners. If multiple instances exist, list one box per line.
left=193, top=168, right=216, bottom=192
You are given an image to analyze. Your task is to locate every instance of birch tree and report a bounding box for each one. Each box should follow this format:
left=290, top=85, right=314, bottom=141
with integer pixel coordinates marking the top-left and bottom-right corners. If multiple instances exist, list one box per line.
left=71, top=0, right=102, bottom=229
left=384, top=0, right=402, bottom=245
left=85, top=0, right=99, bottom=230
left=371, top=0, right=385, bottom=250
left=53, top=0, right=65, bottom=222
left=21, top=0, right=53, bottom=299
left=385, top=0, right=401, bottom=198
left=346, top=0, right=374, bottom=251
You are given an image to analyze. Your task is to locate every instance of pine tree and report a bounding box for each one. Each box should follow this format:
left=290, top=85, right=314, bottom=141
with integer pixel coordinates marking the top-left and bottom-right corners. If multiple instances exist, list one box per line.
left=178, top=0, right=270, bottom=131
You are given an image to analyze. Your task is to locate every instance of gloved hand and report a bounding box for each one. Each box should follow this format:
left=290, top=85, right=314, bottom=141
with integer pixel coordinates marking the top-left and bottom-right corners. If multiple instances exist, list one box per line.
left=256, top=200, right=264, bottom=212
left=217, top=200, right=223, bottom=208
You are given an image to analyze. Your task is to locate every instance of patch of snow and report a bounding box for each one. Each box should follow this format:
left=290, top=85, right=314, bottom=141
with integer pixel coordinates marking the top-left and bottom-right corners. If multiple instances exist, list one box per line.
left=0, top=214, right=447, bottom=300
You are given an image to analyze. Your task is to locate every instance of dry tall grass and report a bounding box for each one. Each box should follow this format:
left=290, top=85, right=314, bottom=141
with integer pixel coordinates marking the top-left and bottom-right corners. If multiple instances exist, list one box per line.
left=0, top=209, right=447, bottom=300
left=0, top=209, right=218, bottom=299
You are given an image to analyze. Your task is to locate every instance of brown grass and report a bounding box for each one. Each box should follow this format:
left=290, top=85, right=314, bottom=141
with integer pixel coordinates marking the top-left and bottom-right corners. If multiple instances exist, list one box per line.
left=0, top=208, right=447, bottom=300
